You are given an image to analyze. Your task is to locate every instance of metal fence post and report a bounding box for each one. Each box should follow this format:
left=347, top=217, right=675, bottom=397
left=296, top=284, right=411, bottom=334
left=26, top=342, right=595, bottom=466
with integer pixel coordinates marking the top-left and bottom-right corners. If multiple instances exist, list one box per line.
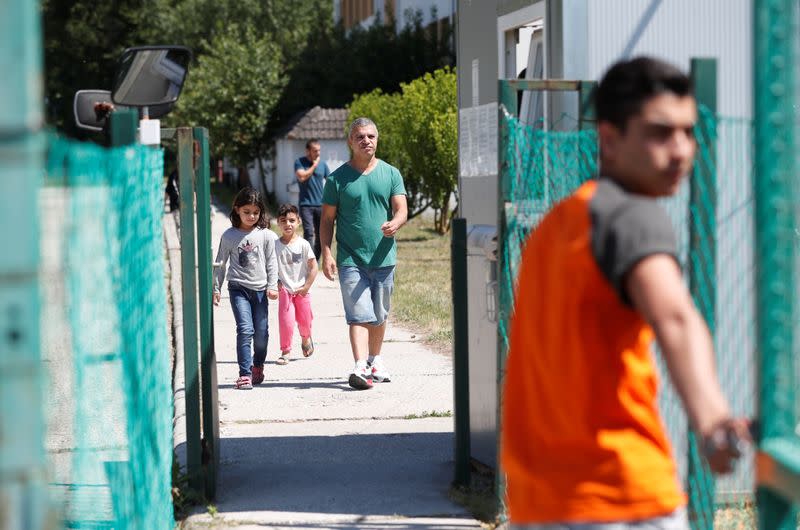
left=577, top=81, right=597, bottom=133
left=178, top=127, right=203, bottom=495
left=110, top=109, right=138, bottom=147
left=687, top=57, right=718, bottom=530
left=753, top=1, right=800, bottom=528
left=0, top=0, right=49, bottom=528
left=451, top=217, right=471, bottom=487
left=193, top=127, right=219, bottom=500
left=494, top=79, right=520, bottom=521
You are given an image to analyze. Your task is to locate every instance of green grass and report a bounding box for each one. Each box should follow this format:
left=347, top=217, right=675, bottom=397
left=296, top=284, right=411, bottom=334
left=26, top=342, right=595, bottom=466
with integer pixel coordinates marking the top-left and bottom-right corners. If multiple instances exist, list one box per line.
left=402, top=410, right=453, bottom=420
left=393, top=216, right=453, bottom=353
left=448, top=461, right=502, bottom=527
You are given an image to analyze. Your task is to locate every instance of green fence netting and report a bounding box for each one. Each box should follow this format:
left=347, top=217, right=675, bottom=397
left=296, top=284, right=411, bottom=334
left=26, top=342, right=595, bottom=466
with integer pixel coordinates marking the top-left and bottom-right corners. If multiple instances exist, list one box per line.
left=40, top=136, right=173, bottom=529
left=498, top=107, right=766, bottom=528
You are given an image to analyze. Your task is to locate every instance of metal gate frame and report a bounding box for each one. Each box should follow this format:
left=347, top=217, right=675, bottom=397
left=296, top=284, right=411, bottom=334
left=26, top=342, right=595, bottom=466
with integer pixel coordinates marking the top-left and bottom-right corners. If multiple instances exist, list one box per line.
left=161, top=125, right=219, bottom=501
left=753, top=1, right=800, bottom=528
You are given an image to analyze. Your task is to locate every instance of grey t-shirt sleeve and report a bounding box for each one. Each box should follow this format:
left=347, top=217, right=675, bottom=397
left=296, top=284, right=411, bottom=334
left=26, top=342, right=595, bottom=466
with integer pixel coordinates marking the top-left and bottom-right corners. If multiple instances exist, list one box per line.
left=263, top=231, right=279, bottom=292
left=590, top=184, right=678, bottom=304
left=212, top=234, right=231, bottom=293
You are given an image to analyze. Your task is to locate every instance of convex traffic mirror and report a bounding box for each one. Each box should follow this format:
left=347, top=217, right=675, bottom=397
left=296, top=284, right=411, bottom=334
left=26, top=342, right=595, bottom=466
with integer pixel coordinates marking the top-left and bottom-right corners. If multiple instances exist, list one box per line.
left=111, top=46, right=192, bottom=107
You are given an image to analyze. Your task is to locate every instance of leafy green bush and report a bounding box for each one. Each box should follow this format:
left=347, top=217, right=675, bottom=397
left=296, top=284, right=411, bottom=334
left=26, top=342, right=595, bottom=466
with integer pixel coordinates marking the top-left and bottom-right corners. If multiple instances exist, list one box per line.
left=348, top=67, right=457, bottom=233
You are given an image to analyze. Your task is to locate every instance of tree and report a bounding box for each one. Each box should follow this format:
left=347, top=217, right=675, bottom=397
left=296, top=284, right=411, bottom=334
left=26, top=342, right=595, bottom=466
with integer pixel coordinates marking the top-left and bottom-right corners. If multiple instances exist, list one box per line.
left=137, top=0, right=332, bottom=67
left=347, top=67, right=457, bottom=233
left=42, top=0, right=147, bottom=135
left=172, top=26, right=286, bottom=170
left=272, top=8, right=454, bottom=134
left=41, top=0, right=455, bottom=187
left=396, top=68, right=458, bottom=233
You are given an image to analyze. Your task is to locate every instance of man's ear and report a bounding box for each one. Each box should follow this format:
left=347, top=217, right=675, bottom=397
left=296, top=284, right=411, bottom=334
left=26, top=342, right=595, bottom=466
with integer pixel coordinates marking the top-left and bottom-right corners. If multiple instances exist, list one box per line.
left=598, top=121, right=621, bottom=162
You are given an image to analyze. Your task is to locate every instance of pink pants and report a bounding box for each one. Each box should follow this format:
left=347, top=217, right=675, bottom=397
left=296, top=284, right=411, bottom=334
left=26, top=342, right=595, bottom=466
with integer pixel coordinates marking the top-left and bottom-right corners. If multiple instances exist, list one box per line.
left=278, top=287, right=313, bottom=351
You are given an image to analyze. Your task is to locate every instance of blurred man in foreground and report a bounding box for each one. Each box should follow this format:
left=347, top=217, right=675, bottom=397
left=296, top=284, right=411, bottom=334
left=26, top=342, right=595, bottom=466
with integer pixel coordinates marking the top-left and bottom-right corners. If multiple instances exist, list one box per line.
left=501, top=56, right=749, bottom=530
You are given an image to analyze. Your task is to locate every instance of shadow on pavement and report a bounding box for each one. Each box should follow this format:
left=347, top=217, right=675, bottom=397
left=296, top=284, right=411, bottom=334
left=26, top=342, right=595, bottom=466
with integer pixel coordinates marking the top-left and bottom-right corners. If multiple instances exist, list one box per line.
left=218, top=380, right=354, bottom=391
left=207, top=431, right=461, bottom=518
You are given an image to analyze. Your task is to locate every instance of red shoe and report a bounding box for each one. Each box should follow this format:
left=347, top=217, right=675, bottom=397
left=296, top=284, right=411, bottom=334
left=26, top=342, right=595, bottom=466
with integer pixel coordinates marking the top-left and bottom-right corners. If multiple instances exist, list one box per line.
left=251, top=366, right=264, bottom=385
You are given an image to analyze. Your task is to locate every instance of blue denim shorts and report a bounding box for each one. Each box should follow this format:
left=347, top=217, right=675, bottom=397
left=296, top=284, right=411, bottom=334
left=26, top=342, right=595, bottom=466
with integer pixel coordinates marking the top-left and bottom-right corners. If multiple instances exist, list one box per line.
left=338, top=265, right=395, bottom=325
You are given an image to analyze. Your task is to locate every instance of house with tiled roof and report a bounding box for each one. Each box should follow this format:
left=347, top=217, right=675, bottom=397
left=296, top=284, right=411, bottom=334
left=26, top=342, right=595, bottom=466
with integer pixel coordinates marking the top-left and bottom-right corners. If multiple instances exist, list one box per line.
left=253, top=106, right=349, bottom=205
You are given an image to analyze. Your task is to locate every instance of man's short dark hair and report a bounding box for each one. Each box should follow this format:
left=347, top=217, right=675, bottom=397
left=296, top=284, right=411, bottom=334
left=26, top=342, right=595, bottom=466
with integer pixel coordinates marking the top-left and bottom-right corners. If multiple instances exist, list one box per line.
left=306, top=139, right=320, bottom=149
left=595, top=56, right=693, bottom=131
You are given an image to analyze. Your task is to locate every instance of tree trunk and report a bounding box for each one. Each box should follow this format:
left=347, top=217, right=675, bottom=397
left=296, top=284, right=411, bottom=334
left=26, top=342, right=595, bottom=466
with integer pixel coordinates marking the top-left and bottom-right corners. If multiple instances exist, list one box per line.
left=237, top=166, right=252, bottom=189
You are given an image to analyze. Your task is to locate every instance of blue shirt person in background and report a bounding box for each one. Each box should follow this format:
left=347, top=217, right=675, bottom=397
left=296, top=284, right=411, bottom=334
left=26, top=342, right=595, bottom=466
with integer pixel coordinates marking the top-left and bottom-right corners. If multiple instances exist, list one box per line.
left=294, top=139, right=330, bottom=260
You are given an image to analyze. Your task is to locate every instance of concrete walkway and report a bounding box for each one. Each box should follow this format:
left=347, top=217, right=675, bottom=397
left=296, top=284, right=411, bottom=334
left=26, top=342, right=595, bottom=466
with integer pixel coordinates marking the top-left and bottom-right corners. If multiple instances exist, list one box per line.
left=169, top=202, right=481, bottom=530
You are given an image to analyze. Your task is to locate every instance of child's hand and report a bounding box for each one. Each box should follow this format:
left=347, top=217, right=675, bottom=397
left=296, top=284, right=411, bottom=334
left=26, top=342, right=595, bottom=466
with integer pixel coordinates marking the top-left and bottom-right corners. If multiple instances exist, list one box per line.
left=213, top=292, right=220, bottom=306
left=296, top=286, right=310, bottom=296
left=267, top=289, right=279, bottom=300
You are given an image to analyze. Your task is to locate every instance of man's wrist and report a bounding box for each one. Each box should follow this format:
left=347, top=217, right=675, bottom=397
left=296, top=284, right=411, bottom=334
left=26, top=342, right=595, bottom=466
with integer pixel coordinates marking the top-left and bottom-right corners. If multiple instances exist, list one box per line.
left=700, top=419, right=746, bottom=460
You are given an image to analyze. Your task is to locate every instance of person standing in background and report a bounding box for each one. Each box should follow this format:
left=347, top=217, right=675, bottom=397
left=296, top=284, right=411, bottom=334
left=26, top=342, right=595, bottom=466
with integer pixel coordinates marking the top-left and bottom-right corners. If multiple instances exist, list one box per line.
left=295, top=139, right=330, bottom=260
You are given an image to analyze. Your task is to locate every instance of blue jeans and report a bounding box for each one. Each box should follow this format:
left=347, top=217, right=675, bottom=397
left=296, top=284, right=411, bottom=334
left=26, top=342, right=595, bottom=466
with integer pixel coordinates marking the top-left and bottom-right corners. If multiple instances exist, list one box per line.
left=228, top=283, right=269, bottom=376
left=338, top=265, right=395, bottom=325
left=299, top=205, right=322, bottom=260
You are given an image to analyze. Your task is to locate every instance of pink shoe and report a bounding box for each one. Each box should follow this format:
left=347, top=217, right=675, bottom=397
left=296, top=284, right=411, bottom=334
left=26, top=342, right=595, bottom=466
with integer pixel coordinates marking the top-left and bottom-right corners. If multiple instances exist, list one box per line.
left=235, top=376, right=253, bottom=390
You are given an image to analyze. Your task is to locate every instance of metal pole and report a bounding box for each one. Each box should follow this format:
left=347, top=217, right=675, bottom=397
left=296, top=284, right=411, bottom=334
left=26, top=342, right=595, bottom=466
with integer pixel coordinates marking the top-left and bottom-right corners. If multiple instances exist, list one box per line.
left=0, top=1, right=49, bottom=528
left=753, top=1, right=799, bottom=528
left=687, top=57, right=718, bottom=530
left=193, top=127, right=219, bottom=500
left=577, top=81, right=597, bottom=133
left=178, top=127, right=203, bottom=494
left=495, top=79, right=519, bottom=521
left=110, top=109, right=138, bottom=147
left=451, top=218, right=471, bottom=487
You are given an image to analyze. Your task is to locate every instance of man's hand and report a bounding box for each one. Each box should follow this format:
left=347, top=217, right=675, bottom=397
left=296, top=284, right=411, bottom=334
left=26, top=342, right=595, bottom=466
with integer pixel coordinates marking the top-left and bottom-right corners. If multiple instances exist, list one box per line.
left=701, top=418, right=751, bottom=474
left=383, top=195, right=407, bottom=238
left=322, top=254, right=337, bottom=281
left=213, top=292, right=221, bottom=306
left=267, top=289, right=278, bottom=300
left=381, top=219, right=402, bottom=237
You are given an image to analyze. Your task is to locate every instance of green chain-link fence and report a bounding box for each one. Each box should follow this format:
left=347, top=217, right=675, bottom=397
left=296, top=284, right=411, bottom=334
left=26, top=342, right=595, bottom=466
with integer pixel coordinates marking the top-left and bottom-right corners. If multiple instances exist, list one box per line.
left=497, top=102, right=771, bottom=528
left=40, top=136, right=173, bottom=529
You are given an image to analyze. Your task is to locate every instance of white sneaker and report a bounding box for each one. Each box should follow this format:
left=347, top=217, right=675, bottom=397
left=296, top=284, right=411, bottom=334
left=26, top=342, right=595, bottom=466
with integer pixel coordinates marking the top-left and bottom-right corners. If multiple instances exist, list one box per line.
left=369, top=358, right=391, bottom=383
left=348, top=364, right=373, bottom=390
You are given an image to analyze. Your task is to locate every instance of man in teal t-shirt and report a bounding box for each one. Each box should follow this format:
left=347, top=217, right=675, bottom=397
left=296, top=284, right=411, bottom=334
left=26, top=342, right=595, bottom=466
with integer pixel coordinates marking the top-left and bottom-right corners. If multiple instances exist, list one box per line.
left=320, top=117, right=408, bottom=390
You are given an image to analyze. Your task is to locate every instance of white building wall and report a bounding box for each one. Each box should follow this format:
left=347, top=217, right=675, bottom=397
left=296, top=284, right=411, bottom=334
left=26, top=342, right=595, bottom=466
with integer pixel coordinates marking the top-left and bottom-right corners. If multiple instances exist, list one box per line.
left=395, top=0, right=454, bottom=31
left=274, top=139, right=348, bottom=206
left=585, top=0, right=752, bottom=117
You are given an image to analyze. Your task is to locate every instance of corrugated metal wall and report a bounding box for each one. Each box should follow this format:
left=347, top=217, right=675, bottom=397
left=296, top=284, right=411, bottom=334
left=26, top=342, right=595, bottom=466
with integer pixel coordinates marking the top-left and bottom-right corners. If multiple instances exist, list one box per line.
left=586, top=0, right=752, bottom=117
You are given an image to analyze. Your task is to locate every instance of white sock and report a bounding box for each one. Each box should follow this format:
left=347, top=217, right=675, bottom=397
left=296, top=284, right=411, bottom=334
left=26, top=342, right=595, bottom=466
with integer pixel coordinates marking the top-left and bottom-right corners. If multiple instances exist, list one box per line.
left=367, top=355, right=376, bottom=365
left=356, top=359, right=368, bottom=369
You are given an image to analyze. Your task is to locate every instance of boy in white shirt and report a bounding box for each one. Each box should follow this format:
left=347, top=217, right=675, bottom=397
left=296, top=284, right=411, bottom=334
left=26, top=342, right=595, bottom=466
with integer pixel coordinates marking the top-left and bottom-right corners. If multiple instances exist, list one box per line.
left=275, top=204, right=318, bottom=365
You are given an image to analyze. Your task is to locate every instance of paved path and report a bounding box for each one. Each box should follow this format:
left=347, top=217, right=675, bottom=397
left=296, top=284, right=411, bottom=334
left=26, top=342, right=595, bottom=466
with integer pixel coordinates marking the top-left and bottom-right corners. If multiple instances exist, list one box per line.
left=169, top=202, right=481, bottom=530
